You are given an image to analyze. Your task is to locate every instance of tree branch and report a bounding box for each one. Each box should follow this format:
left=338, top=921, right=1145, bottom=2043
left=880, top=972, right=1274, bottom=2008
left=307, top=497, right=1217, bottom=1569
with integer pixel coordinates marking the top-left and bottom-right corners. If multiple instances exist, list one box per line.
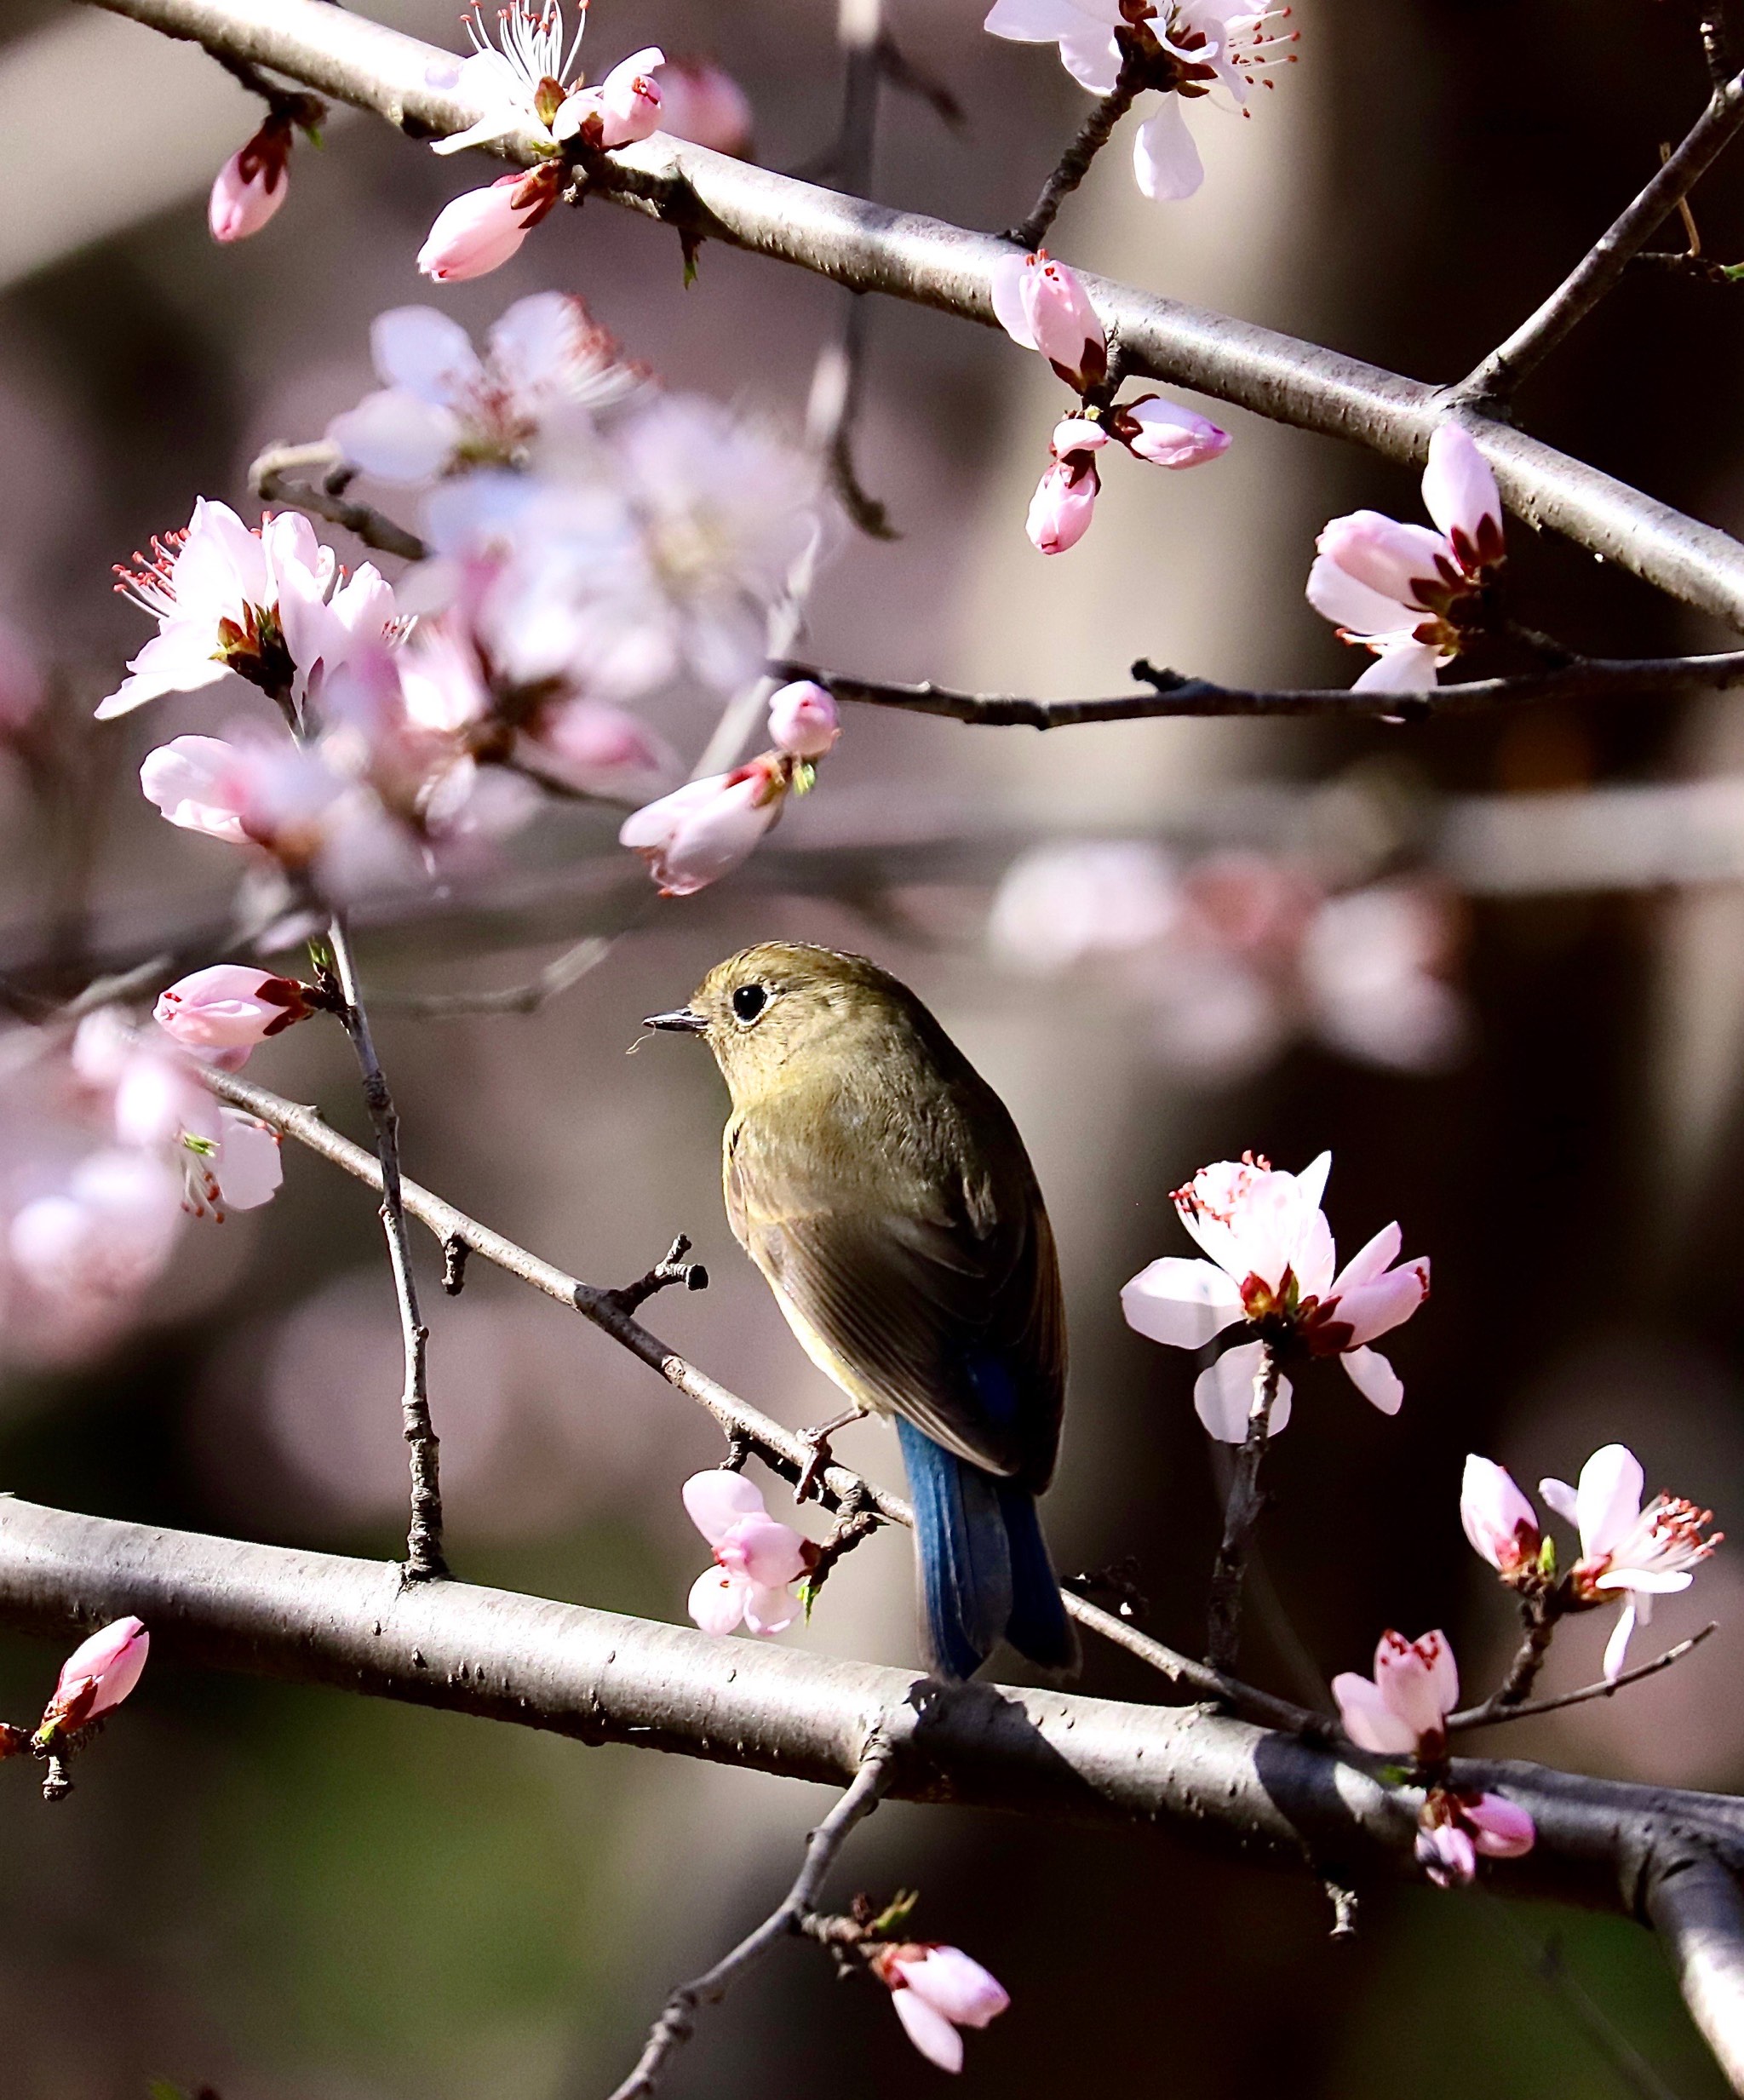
left=1649, top=1857, right=1744, bottom=2095
left=1205, top=1341, right=1281, bottom=1673
left=1454, top=68, right=1744, bottom=403
left=780, top=651, right=1744, bottom=726
left=250, top=440, right=427, bottom=562
left=83, top=0, right=1744, bottom=634
left=605, top=1739, right=897, bottom=2100
left=1447, top=1626, right=1718, bottom=1732
left=1007, top=60, right=1143, bottom=251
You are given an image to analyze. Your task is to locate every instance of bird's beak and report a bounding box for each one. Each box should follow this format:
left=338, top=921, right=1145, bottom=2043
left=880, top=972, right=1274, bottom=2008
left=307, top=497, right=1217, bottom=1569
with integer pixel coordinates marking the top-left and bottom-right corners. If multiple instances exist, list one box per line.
left=643, top=1007, right=708, bottom=1034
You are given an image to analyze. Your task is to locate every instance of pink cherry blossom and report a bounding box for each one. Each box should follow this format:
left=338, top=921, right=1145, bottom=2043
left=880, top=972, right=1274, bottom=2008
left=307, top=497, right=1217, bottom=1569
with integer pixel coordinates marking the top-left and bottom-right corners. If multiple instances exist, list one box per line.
left=519, top=698, right=678, bottom=801
left=554, top=48, right=668, bottom=150
left=620, top=756, right=788, bottom=896
left=179, top=1108, right=283, bottom=1221
left=100, top=502, right=394, bottom=718
left=990, top=249, right=1107, bottom=391
left=1027, top=421, right=1106, bottom=555
left=329, top=295, right=637, bottom=486
left=1540, top=1444, right=1721, bottom=1679
left=1415, top=1786, right=1535, bottom=1887
left=417, top=166, right=562, bottom=283
left=9, top=1150, right=186, bottom=1300
left=873, top=1943, right=1010, bottom=2073
left=767, top=680, right=840, bottom=760
left=651, top=57, right=754, bottom=154
left=682, top=1470, right=815, bottom=1637
left=984, top=0, right=1297, bottom=203
left=1112, top=393, right=1231, bottom=468
left=37, top=1617, right=149, bottom=1740
left=153, top=967, right=313, bottom=1053
left=431, top=0, right=587, bottom=157
left=209, top=116, right=293, bottom=242
left=1308, top=422, right=1506, bottom=693
left=1333, top=1627, right=1459, bottom=1759
left=139, top=732, right=348, bottom=866
left=1460, top=1455, right=1541, bottom=1579
left=1121, top=1150, right=1428, bottom=1439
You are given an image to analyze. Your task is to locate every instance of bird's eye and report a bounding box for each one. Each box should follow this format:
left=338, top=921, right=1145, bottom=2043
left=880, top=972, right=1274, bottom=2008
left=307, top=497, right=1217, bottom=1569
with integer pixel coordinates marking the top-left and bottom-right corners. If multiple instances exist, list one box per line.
left=731, top=984, right=768, bottom=1024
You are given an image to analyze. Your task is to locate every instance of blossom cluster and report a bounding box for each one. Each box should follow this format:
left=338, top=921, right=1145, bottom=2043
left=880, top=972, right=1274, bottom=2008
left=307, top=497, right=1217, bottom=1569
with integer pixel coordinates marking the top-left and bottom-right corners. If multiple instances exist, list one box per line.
left=103, top=295, right=829, bottom=906
left=0, top=1004, right=285, bottom=1368
left=990, top=841, right=1468, bottom=1077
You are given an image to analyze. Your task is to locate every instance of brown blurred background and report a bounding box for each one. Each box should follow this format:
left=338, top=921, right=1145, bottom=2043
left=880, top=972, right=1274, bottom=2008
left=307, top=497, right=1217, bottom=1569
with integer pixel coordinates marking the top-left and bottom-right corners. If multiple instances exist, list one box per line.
left=2, top=0, right=1744, bottom=2092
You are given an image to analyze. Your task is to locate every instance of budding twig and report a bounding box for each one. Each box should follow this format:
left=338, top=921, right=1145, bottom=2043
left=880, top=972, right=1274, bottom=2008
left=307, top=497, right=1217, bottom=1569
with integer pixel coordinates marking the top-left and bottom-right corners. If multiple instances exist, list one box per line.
left=1445, top=1624, right=1718, bottom=1732
left=1205, top=1340, right=1283, bottom=1675
left=605, top=1738, right=898, bottom=2100
left=1007, top=57, right=1144, bottom=251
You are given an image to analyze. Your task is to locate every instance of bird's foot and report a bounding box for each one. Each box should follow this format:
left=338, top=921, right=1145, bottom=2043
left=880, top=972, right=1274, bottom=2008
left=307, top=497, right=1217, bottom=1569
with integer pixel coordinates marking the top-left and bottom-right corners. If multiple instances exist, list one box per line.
left=793, top=1404, right=868, bottom=1504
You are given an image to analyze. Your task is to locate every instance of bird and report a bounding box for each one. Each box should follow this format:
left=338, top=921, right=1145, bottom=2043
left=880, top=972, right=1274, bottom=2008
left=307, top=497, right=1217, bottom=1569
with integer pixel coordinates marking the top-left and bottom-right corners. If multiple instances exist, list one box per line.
left=643, top=941, right=1076, bottom=1682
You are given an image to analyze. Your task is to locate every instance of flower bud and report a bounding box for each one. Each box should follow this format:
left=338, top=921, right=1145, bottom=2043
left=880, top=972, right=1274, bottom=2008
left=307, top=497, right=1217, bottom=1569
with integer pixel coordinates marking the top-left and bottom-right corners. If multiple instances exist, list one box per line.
left=767, top=680, right=840, bottom=760
left=1026, top=451, right=1099, bottom=556
left=874, top=1943, right=1010, bottom=2073
left=154, top=965, right=313, bottom=1053
left=652, top=58, right=754, bottom=155
left=1460, top=1455, right=1540, bottom=1577
left=417, top=167, right=560, bottom=283
left=37, top=1617, right=149, bottom=1741
left=990, top=249, right=1107, bottom=391
left=619, top=757, right=785, bottom=896
left=1116, top=394, right=1231, bottom=469
left=209, top=117, right=293, bottom=243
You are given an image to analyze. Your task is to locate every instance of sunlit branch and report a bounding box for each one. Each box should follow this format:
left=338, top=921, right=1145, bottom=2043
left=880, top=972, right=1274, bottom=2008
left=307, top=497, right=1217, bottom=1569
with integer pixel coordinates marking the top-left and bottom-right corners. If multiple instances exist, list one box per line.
left=1455, top=67, right=1744, bottom=402
left=83, top=0, right=1744, bottom=634
left=1007, top=59, right=1143, bottom=251
left=605, top=1739, right=897, bottom=2100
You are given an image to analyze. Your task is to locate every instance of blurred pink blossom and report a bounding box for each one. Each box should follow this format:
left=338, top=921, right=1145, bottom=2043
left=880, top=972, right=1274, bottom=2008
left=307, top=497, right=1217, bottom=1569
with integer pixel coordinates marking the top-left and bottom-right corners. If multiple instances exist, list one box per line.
left=1121, top=1150, right=1428, bottom=1439
left=9, top=1149, right=185, bottom=1300
left=209, top=116, right=293, bottom=242
left=651, top=57, right=754, bottom=153
left=872, top=1943, right=1010, bottom=2073
left=521, top=698, right=678, bottom=800
left=1540, top=1444, right=1721, bottom=1679
left=682, top=1470, right=816, bottom=1636
left=621, top=755, right=788, bottom=896
left=153, top=967, right=313, bottom=1054
left=767, top=680, right=840, bottom=760
left=1308, top=423, right=1505, bottom=693
left=139, top=732, right=348, bottom=865
left=328, top=295, right=638, bottom=485
left=37, top=1617, right=149, bottom=1740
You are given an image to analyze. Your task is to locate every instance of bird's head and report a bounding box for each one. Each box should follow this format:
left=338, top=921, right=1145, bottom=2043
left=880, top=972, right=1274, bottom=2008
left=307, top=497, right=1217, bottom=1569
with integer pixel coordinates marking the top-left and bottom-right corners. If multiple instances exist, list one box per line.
left=644, top=942, right=916, bottom=1103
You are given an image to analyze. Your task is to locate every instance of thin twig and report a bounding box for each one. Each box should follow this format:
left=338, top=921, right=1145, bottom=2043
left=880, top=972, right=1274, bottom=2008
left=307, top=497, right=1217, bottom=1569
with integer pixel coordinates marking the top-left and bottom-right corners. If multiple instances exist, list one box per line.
left=364, top=933, right=618, bottom=1018
left=1454, top=66, right=1744, bottom=401
left=1446, top=1625, right=1718, bottom=1731
left=1007, top=60, right=1144, bottom=250
left=1705, top=1, right=1737, bottom=86
left=1484, top=1592, right=1565, bottom=1711
left=778, top=649, right=1744, bottom=726
left=605, top=1739, right=897, bottom=2100
left=192, top=1060, right=1316, bottom=1730
left=324, top=921, right=445, bottom=1580
left=250, top=441, right=428, bottom=562
left=1205, top=1342, right=1282, bottom=1674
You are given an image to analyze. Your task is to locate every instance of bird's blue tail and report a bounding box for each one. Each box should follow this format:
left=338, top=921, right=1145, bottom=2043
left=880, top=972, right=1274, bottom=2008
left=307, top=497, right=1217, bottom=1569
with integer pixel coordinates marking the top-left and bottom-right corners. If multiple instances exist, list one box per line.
left=896, top=1419, right=1077, bottom=1680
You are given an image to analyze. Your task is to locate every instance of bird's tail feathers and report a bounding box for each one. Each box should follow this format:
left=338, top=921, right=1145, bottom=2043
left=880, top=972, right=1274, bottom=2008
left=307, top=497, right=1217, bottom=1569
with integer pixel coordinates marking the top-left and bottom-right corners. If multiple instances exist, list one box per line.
left=897, top=1420, right=1076, bottom=1680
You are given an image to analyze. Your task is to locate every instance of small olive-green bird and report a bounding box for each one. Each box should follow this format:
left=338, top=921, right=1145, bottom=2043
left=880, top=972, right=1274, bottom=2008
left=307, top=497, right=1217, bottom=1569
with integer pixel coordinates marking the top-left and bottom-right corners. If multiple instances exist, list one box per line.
left=645, top=942, right=1076, bottom=1680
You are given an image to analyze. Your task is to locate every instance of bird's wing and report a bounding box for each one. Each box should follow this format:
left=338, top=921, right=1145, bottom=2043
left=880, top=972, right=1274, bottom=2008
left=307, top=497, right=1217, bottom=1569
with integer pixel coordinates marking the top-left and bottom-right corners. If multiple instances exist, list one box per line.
left=726, top=1112, right=1064, bottom=1484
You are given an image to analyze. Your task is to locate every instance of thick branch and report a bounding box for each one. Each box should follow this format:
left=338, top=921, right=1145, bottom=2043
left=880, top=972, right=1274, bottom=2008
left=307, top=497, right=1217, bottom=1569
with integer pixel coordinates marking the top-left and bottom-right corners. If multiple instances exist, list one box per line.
left=1649, top=1858, right=1744, bottom=2093
left=783, top=651, right=1744, bottom=726
left=84, top=0, right=1744, bottom=633
left=1457, top=70, right=1744, bottom=401
left=606, top=1741, right=896, bottom=2100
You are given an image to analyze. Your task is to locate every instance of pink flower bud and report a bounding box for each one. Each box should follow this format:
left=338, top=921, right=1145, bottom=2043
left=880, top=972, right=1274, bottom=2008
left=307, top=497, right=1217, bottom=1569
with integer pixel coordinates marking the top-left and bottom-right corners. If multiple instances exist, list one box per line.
left=1116, top=394, right=1231, bottom=469
left=1460, top=1455, right=1540, bottom=1576
left=38, top=1617, right=149, bottom=1738
left=767, top=680, right=840, bottom=760
left=875, top=1944, right=1010, bottom=2073
left=652, top=57, right=754, bottom=155
left=1422, top=422, right=1506, bottom=571
left=990, top=249, right=1107, bottom=390
left=1333, top=1627, right=1458, bottom=1758
left=417, top=167, right=559, bottom=283
left=1415, top=1819, right=1477, bottom=1889
left=1317, top=512, right=1459, bottom=611
left=618, top=758, right=785, bottom=896
left=1026, top=453, right=1099, bottom=556
left=1466, top=1792, right=1536, bottom=1858
left=154, top=965, right=313, bottom=1053
left=554, top=48, right=668, bottom=151
left=681, top=1471, right=815, bottom=1638
left=209, top=117, right=292, bottom=243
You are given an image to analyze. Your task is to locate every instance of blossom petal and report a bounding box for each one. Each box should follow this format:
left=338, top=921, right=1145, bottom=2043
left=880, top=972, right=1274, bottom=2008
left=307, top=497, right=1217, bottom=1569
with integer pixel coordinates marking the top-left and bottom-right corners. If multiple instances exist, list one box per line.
left=1340, top=1345, right=1403, bottom=1414
left=989, top=249, right=1037, bottom=350
left=1539, top=1476, right=1580, bottom=1527
left=688, top=1566, right=747, bottom=1636
left=739, top=1581, right=801, bottom=1636
left=1575, top=1443, right=1645, bottom=1560
left=370, top=305, right=481, bottom=401
left=1332, top=1262, right=1429, bottom=1348
left=1120, top=1257, right=1245, bottom=1349
left=892, top=1990, right=965, bottom=2073
left=1602, top=1599, right=1638, bottom=1683
left=1591, top=1567, right=1694, bottom=1595
left=1332, top=1672, right=1419, bottom=1755
left=1466, top=1793, right=1536, bottom=1857
left=1352, top=642, right=1445, bottom=694
left=328, top=390, right=462, bottom=484
left=1331, top=1221, right=1401, bottom=1293
left=1133, top=96, right=1204, bottom=200
left=682, top=1468, right=767, bottom=1546
left=1305, top=554, right=1420, bottom=642
left=211, top=1110, right=283, bottom=1211
left=897, top=1948, right=1010, bottom=2027
left=1422, top=423, right=1503, bottom=561
left=1193, top=1340, right=1293, bottom=1443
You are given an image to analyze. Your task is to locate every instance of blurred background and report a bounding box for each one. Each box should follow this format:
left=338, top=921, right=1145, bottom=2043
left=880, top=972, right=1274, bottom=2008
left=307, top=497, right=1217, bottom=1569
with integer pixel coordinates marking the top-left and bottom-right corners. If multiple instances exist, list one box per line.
left=1, top=0, right=1743, bottom=2092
